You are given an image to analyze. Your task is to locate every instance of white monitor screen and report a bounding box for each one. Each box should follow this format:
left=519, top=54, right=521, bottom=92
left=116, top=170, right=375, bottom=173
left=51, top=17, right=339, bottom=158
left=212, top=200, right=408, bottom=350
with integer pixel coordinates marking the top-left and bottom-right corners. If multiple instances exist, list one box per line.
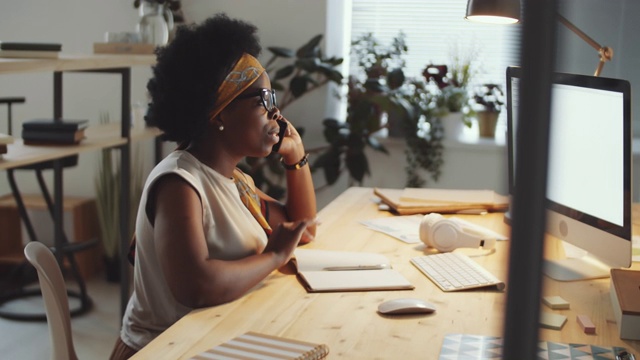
left=547, top=84, right=625, bottom=227
left=506, top=66, right=631, bottom=280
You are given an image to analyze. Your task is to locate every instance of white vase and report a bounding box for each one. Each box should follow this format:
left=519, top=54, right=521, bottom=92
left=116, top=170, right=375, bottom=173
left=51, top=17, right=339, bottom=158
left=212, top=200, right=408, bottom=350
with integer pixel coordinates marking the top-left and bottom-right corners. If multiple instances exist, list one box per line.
left=440, top=112, right=465, bottom=141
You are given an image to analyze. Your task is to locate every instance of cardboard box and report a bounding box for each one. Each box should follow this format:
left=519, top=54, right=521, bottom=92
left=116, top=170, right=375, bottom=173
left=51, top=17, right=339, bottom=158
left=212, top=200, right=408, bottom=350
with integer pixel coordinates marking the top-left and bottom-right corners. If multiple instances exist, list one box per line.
left=0, top=194, right=102, bottom=280
left=610, top=268, right=640, bottom=340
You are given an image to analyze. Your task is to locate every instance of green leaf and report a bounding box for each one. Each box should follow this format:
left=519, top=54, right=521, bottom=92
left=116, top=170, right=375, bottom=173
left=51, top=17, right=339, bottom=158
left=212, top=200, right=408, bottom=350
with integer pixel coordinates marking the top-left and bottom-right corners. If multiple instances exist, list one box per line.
left=271, top=81, right=285, bottom=91
left=366, top=136, right=389, bottom=154
left=315, top=64, right=344, bottom=83
left=267, top=46, right=295, bottom=58
left=296, top=34, right=323, bottom=58
left=315, top=146, right=341, bottom=185
left=322, top=56, right=344, bottom=66
left=386, top=68, right=405, bottom=90
left=295, top=58, right=320, bottom=72
left=274, top=65, right=295, bottom=80
left=346, top=150, right=369, bottom=183
left=290, top=76, right=309, bottom=98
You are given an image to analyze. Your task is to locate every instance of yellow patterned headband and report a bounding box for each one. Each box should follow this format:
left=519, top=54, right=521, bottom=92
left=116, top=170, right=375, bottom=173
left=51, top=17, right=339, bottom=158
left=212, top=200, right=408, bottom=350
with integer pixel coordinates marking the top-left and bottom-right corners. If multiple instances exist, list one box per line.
left=209, top=53, right=265, bottom=121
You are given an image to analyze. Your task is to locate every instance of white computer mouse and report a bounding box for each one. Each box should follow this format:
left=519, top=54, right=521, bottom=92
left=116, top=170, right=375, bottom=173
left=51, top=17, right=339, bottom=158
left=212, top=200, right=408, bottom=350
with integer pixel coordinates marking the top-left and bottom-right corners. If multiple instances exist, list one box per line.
left=377, top=298, right=436, bottom=315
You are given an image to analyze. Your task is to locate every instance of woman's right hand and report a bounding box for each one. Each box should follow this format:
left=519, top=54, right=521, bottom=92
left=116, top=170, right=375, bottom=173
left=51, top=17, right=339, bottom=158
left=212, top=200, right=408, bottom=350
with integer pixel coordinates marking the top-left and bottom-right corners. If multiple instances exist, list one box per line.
left=263, top=220, right=311, bottom=266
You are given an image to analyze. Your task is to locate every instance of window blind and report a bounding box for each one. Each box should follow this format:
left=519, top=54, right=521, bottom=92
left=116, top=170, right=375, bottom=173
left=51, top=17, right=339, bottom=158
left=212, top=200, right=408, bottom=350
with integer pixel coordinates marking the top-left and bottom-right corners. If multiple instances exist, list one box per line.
left=351, top=0, right=521, bottom=89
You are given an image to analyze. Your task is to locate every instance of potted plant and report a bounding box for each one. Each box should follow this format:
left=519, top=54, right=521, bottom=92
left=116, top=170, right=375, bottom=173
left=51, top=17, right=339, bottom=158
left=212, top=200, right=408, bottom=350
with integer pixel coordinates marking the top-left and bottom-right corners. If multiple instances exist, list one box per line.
left=313, top=32, right=405, bottom=186
left=471, top=83, right=504, bottom=138
left=423, top=55, right=475, bottom=140
left=314, top=32, right=444, bottom=188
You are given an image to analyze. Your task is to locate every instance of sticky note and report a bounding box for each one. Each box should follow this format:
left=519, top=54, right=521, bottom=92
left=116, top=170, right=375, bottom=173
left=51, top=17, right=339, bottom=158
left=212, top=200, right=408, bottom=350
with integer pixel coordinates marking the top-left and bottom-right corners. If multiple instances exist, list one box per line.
left=542, top=296, right=570, bottom=310
left=540, top=312, right=567, bottom=330
left=576, top=314, right=596, bottom=334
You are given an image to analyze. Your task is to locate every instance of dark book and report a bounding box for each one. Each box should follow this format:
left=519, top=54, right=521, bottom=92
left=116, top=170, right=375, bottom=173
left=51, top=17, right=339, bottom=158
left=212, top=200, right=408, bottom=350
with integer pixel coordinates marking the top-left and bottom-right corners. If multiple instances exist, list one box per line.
left=0, top=42, right=62, bottom=51
left=22, top=119, right=89, bottom=132
left=22, top=128, right=85, bottom=145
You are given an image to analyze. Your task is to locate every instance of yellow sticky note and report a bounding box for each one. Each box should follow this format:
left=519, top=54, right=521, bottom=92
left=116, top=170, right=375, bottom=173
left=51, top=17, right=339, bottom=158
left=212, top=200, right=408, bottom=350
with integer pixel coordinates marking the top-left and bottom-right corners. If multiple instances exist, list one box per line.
left=540, top=312, right=567, bottom=330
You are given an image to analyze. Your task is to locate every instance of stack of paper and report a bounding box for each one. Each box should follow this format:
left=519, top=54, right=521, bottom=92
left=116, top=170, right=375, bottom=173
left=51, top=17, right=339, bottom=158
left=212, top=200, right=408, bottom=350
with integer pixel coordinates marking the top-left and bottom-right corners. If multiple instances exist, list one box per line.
left=374, top=187, right=509, bottom=215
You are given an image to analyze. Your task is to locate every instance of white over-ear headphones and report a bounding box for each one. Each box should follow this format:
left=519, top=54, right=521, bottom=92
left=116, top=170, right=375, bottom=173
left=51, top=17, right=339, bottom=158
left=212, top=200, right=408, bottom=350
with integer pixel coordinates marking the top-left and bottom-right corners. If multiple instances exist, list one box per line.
left=419, top=213, right=496, bottom=252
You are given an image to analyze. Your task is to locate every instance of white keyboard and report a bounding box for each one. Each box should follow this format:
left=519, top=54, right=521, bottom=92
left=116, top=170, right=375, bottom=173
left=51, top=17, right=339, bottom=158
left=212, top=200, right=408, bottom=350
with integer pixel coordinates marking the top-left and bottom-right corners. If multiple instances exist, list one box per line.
left=410, top=252, right=506, bottom=292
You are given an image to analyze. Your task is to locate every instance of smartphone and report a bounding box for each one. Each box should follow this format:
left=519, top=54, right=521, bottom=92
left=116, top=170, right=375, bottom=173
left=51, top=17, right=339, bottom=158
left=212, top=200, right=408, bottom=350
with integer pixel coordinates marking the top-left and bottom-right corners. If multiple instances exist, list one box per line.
left=271, top=119, right=288, bottom=153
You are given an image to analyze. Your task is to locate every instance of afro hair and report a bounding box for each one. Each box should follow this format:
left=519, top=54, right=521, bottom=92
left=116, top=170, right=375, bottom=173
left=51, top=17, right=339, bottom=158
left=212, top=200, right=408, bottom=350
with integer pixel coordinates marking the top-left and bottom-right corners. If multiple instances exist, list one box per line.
left=145, top=13, right=262, bottom=144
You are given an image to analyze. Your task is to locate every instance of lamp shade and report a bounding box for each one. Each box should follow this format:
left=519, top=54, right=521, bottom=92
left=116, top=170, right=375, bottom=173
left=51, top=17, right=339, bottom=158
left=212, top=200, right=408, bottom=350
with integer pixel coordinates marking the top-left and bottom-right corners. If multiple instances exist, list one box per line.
left=465, top=0, right=520, bottom=24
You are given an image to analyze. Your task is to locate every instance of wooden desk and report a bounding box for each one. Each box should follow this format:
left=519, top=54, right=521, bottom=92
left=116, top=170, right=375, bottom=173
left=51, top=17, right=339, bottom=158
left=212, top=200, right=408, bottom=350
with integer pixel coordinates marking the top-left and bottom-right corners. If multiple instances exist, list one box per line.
left=133, top=187, right=640, bottom=359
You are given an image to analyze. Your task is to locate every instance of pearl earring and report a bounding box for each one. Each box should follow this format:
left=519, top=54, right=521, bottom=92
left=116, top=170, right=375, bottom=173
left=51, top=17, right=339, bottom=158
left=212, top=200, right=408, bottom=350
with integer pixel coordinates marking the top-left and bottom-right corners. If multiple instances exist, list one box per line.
left=219, top=124, right=224, bottom=131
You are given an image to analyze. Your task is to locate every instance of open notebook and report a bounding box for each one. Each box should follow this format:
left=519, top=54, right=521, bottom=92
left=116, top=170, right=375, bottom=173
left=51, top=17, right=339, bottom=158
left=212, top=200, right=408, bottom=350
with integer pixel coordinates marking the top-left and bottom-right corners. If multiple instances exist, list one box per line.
left=292, top=249, right=414, bottom=292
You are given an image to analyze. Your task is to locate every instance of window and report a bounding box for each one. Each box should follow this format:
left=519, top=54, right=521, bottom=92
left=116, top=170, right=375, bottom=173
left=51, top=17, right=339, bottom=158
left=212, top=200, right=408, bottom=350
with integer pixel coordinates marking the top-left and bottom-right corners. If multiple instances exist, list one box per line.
left=350, top=0, right=521, bottom=88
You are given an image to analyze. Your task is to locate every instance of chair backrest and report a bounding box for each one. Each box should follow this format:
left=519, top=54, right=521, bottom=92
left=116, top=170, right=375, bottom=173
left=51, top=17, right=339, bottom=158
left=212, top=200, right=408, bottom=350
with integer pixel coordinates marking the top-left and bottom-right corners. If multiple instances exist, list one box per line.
left=24, top=241, right=78, bottom=360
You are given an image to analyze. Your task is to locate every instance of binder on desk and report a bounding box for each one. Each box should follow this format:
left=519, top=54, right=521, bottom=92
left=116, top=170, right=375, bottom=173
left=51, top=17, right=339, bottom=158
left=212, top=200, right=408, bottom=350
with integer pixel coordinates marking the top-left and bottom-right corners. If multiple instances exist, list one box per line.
left=292, top=249, right=414, bottom=292
left=374, top=187, right=509, bottom=215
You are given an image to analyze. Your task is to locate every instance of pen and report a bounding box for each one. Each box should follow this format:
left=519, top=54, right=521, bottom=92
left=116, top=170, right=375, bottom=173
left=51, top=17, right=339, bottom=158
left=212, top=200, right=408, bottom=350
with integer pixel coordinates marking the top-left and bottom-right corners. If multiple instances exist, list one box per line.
left=324, top=264, right=389, bottom=271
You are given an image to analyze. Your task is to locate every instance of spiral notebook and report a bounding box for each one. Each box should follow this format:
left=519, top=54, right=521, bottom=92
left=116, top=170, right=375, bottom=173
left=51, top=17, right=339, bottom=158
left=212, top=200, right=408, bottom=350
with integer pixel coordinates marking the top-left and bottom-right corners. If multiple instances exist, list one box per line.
left=190, top=332, right=329, bottom=360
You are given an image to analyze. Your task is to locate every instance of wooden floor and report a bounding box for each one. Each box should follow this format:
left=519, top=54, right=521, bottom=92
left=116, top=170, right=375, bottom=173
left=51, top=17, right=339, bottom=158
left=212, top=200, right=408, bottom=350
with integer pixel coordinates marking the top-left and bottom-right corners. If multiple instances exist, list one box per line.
left=0, top=274, right=122, bottom=359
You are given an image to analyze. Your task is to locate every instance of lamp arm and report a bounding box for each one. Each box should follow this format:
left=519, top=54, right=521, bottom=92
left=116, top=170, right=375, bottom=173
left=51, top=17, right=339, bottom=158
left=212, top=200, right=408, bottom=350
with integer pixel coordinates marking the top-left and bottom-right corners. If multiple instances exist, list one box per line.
left=556, top=13, right=613, bottom=76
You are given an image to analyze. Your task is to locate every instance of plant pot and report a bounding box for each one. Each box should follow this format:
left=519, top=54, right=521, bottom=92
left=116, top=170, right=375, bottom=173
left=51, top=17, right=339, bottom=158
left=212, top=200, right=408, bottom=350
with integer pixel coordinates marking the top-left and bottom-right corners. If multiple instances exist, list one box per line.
left=477, top=111, right=499, bottom=138
left=440, top=112, right=465, bottom=141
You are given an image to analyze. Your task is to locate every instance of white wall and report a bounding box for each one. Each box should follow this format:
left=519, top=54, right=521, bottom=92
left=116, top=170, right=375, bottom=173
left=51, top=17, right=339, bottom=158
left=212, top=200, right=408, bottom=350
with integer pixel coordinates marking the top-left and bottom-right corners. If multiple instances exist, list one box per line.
left=3, top=1, right=637, bottom=210
left=0, top=0, right=155, bottom=199
left=0, top=0, right=343, bottom=208
left=556, top=0, right=640, bottom=134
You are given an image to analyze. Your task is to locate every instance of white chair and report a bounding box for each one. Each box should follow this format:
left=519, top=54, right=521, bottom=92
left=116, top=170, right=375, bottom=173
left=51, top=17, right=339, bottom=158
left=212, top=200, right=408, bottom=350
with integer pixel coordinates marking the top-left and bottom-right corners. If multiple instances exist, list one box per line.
left=24, top=241, right=78, bottom=360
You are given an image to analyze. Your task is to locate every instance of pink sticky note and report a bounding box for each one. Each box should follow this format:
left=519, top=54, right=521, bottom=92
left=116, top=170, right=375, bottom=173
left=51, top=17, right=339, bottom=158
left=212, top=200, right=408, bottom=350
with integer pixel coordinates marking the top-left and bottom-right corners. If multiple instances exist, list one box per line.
left=576, top=314, right=596, bottom=334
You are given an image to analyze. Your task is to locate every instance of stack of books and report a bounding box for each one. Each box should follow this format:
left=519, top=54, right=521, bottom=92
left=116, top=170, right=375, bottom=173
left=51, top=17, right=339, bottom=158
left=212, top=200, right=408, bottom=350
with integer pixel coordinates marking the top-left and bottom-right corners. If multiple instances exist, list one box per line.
left=374, top=187, right=509, bottom=215
left=22, top=119, right=88, bottom=145
left=0, top=133, right=14, bottom=155
left=0, top=42, right=61, bottom=59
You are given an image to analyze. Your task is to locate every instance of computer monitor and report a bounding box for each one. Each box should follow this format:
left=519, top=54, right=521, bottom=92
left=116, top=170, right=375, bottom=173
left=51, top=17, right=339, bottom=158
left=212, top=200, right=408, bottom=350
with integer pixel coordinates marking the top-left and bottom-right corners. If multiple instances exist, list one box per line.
left=506, top=66, right=632, bottom=281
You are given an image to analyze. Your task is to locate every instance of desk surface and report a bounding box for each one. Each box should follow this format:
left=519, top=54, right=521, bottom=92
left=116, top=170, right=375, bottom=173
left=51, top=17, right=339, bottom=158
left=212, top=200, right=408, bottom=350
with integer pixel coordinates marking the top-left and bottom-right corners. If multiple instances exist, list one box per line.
left=132, top=187, right=640, bottom=359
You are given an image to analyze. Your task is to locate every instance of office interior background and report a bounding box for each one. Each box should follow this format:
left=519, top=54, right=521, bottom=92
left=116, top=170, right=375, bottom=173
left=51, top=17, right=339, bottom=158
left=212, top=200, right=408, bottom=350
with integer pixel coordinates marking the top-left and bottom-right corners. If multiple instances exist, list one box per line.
left=0, top=0, right=639, bottom=209
left=0, top=0, right=639, bottom=358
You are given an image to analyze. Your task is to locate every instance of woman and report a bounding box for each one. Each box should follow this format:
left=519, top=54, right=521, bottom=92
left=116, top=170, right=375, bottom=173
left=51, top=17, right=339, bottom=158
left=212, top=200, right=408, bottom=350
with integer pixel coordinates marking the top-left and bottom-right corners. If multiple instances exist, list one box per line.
left=110, top=13, right=317, bottom=359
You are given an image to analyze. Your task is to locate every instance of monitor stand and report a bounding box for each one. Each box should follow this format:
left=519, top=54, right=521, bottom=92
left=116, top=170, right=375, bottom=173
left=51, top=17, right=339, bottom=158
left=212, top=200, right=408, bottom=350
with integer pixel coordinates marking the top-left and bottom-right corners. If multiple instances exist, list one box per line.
left=543, top=255, right=610, bottom=281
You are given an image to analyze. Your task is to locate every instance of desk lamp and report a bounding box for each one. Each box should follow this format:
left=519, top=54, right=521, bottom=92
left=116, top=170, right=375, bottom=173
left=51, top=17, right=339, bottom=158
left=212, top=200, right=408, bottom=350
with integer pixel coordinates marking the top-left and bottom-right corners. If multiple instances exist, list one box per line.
left=465, top=0, right=613, bottom=76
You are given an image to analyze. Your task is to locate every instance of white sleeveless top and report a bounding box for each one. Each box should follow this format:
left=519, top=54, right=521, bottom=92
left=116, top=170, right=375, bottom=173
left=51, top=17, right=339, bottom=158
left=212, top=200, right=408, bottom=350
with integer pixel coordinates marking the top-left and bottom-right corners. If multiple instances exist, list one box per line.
left=120, top=150, right=268, bottom=350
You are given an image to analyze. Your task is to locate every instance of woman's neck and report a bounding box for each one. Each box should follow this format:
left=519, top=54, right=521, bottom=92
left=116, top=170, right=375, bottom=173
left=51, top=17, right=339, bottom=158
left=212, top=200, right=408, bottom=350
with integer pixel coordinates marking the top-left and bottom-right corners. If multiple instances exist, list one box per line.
left=186, top=142, right=239, bottom=178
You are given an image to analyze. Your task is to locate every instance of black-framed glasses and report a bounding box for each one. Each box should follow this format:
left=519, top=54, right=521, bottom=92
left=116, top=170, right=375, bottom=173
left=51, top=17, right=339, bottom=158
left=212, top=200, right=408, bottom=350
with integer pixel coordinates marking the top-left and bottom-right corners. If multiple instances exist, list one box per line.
left=234, top=88, right=277, bottom=113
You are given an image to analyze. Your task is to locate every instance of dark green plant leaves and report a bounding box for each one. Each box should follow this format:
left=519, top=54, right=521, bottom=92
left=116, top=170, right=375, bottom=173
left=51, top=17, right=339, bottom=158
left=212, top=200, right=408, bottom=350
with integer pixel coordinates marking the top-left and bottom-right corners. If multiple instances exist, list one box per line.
left=267, top=46, right=295, bottom=58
